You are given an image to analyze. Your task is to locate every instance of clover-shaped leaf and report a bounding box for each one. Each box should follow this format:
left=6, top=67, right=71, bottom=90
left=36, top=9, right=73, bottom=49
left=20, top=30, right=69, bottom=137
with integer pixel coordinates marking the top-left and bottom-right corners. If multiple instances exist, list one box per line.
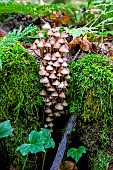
left=67, top=146, right=86, bottom=163
left=0, top=120, right=13, bottom=139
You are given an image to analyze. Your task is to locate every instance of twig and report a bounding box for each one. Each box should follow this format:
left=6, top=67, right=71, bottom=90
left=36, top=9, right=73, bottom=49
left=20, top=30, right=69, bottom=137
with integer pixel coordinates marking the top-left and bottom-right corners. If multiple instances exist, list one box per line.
left=50, top=115, right=77, bottom=170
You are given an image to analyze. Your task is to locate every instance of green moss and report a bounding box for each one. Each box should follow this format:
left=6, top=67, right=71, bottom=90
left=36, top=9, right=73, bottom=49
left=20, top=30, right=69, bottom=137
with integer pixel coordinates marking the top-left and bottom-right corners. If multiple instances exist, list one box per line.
left=67, top=54, right=113, bottom=169
left=92, top=150, right=112, bottom=170
left=0, top=44, right=43, bottom=168
left=0, top=2, right=76, bottom=18
left=67, top=54, right=113, bottom=141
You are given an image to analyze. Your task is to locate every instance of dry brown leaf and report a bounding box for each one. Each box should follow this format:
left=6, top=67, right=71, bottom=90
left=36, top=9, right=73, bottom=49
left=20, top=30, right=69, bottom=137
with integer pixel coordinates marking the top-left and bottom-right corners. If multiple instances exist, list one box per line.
left=69, top=38, right=93, bottom=52
left=0, top=28, right=7, bottom=37
left=59, top=161, right=77, bottom=170
left=50, top=11, right=70, bottom=26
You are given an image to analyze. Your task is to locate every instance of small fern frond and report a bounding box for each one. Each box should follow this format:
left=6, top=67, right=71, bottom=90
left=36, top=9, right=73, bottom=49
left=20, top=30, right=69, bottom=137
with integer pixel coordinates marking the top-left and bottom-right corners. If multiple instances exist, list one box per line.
left=3, top=24, right=37, bottom=46
left=65, top=26, right=97, bottom=38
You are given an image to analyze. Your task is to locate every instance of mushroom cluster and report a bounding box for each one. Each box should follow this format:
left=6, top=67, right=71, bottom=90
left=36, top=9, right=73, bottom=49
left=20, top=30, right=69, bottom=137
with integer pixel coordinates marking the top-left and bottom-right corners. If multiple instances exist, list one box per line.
left=31, top=24, right=70, bottom=130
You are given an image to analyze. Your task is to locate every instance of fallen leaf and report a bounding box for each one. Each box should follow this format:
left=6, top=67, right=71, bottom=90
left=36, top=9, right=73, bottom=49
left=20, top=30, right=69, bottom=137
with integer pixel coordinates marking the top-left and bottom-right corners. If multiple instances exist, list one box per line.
left=59, top=161, right=77, bottom=170
left=0, top=28, right=7, bottom=37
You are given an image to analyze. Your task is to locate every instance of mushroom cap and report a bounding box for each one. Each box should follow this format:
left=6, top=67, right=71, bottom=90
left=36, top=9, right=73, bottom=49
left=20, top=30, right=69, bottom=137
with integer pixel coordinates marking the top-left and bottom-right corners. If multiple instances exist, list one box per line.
left=53, top=61, right=60, bottom=67
left=59, top=45, right=69, bottom=53
left=48, top=122, right=54, bottom=127
left=49, top=95, right=54, bottom=100
left=37, top=41, right=44, bottom=48
left=52, top=80, right=60, bottom=86
left=44, top=98, right=50, bottom=102
left=54, top=112, right=61, bottom=117
left=52, top=27, right=60, bottom=32
left=48, top=30, right=53, bottom=36
left=55, top=103, right=63, bottom=110
left=40, top=89, right=46, bottom=96
left=42, top=22, right=51, bottom=29
left=46, top=117, right=53, bottom=122
left=62, top=100, right=68, bottom=106
left=52, top=55, right=57, bottom=61
left=61, top=32, right=68, bottom=38
left=62, top=61, right=68, bottom=67
left=64, top=81, right=68, bottom=87
left=45, top=83, right=51, bottom=87
left=50, top=37, right=56, bottom=45
left=59, top=92, right=66, bottom=98
left=40, top=65, right=45, bottom=70
left=58, top=38, right=65, bottom=44
left=44, top=124, right=48, bottom=128
left=40, top=77, right=49, bottom=84
left=63, top=57, right=67, bottom=61
left=47, top=86, right=56, bottom=91
left=65, top=74, right=71, bottom=79
left=53, top=42, right=61, bottom=49
left=60, top=68, right=69, bottom=75
left=45, top=108, right=52, bottom=113
left=58, top=82, right=65, bottom=88
left=39, top=69, right=46, bottom=75
left=46, top=65, right=53, bottom=71
left=48, top=61, right=53, bottom=65
left=34, top=39, right=39, bottom=45
left=45, top=102, right=52, bottom=106
left=31, top=43, right=37, bottom=50
left=54, top=32, right=60, bottom=37
left=45, top=42, right=51, bottom=48
left=57, top=73, right=62, bottom=77
left=49, top=113, right=53, bottom=117
left=55, top=52, right=61, bottom=58
left=51, top=91, right=58, bottom=97
left=58, top=58, right=64, bottom=63
left=45, top=72, right=49, bottom=76
left=38, top=32, right=44, bottom=38
left=49, top=73, right=56, bottom=79
left=44, top=55, right=51, bottom=60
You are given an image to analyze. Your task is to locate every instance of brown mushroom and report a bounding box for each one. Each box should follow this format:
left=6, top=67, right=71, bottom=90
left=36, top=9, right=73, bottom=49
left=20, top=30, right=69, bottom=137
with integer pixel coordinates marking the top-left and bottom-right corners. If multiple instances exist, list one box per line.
left=40, top=89, right=46, bottom=96
left=52, top=80, right=60, bottom=86
left=46, top=65, right=53, bottom=71
left=39, top=69, right=46, bottom=75
left=42, top=22, right=51, bottom=30
left=45, top=108, right=52, bottom=113
left=55, top=103, right=63, bottom=110
left=59, top=92, right=66, bottom=98
left=40, top=77, right=49, bottom=83
left=46, top=117, right=53, bottom=122
left=51, top=91, right=58, bottom=97
left=49, top=73, right=56, bottom=79
left=47, top=86, right=56, bottom=91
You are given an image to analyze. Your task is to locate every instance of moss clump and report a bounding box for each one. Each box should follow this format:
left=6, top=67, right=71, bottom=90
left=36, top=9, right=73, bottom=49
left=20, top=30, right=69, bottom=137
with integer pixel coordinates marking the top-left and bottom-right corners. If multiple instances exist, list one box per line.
left=0, top=44, right=43, bottom=168
left=67, top=54, right=113, bottom=168
left=68, top=54, right=113, bottom=125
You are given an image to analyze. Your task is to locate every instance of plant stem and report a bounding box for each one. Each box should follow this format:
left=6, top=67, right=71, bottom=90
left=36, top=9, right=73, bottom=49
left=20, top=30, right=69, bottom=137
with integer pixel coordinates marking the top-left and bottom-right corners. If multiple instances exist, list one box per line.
left=22, top=155, right=28, bottom=170
left=73, top=162, right=77, bottom=170
left=42, top=151, right=47, bottom=170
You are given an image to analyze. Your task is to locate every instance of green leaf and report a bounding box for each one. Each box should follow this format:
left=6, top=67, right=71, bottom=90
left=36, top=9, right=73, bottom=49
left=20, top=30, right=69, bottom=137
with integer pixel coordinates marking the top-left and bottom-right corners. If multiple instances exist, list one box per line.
left=0, top=59, right=2, bottom=69
left=40, top=128, right=55, bottom=149
left=67, top=146, right=86, bottom=163
left=16, top=142, right=45, bottom=156
left=29, top=130, right=43, bottom=144
left=0, top=120, right=13, bottom=138
left=16, top=144, right=31, bottom=156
